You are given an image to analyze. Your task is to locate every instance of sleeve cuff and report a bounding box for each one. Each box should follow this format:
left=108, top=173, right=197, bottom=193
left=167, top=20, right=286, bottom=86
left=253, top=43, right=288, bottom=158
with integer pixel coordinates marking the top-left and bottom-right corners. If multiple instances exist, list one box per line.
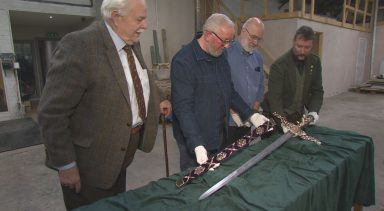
left=56, top=161, right=77, bottom=171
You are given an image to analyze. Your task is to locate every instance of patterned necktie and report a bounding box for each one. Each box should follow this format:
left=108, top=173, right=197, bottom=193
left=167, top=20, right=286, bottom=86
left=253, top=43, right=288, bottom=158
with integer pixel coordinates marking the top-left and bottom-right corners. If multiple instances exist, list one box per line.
left=123, top=45, right=146, bottom=120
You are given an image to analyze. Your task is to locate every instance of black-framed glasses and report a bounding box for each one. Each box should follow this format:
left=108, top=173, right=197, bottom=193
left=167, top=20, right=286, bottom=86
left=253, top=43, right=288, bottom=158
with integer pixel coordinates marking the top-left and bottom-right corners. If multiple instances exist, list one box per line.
left=209, top=31, right=234, bottom=46
left=245, top=28, right=263, bottom=42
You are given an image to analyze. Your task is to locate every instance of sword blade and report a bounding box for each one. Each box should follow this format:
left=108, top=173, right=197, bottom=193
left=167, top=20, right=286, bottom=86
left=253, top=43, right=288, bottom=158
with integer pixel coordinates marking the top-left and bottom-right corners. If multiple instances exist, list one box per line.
left=199, top=132, right=293, bottom=200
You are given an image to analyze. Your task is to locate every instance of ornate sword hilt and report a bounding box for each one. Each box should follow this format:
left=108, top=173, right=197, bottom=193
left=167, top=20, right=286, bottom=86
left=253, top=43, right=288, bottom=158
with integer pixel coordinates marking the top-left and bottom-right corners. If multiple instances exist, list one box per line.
left=273, top=112, right=321, bottom=145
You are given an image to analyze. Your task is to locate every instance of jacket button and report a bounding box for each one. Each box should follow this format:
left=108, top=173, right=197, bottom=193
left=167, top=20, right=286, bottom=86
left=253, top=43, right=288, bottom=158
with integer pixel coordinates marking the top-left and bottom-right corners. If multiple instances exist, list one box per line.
left=121, top=147, right=126, bottom=151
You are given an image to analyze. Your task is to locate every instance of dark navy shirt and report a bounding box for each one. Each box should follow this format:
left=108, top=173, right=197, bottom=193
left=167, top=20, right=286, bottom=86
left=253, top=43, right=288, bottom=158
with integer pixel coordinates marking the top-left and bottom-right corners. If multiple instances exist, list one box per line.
left=171, top=34, right=252, bottom=152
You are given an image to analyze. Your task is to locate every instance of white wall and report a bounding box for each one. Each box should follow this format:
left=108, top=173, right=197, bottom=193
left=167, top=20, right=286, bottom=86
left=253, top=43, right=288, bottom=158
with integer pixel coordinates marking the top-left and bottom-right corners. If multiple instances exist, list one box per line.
left=373, top=24, right=384, bottom=76
left=141, top=0, right=195, bottom=66
left=262, top=18, right=372, bottom=97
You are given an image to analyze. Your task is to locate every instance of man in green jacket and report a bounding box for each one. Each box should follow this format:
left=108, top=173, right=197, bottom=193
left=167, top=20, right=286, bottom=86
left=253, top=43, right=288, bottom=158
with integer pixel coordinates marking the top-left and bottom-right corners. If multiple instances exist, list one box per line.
left=262, top=26, right=324, bottom=131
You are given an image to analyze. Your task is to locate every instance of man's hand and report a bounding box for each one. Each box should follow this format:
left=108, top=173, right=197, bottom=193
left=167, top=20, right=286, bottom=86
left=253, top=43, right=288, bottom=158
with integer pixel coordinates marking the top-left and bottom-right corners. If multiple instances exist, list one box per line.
left=307, top=112, right=319, bottom=125
left=59, top=166, right=81, bottom=193
left=194, top=145, right=208, bottom=165
left=231, top=112, right=244, bottom=127
left=253, top=101, right=261, bottom=112
left=160, top=100, right=172, bottom=117
left=249, top=113, right=269, bottom=127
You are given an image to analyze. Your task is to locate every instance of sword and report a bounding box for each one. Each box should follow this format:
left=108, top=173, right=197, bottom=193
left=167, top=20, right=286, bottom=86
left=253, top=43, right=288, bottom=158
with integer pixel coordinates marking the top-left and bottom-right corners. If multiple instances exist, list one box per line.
left=198, top=112, right=320, bottom=200
left=176, top=120, right=275, bottom=188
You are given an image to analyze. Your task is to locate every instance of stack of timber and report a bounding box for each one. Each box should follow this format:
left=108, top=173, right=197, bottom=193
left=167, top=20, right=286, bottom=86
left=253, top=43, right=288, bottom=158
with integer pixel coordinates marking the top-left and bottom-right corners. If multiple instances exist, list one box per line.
left=151, top=63, right=171, bottom=98
left=350, top=78, right=384, bottom=94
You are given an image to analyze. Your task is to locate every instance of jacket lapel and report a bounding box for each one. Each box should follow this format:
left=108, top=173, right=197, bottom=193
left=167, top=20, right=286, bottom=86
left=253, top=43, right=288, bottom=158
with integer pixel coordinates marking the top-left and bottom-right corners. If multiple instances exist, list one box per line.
left=98, top=22, right=132, bottom=107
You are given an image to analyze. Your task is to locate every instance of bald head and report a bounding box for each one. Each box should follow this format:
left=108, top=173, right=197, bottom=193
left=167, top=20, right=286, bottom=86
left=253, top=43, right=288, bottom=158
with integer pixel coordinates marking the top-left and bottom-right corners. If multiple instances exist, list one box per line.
left=243, top=17, right=264, bottom=30
left=239, top=17, right=264, bottom=52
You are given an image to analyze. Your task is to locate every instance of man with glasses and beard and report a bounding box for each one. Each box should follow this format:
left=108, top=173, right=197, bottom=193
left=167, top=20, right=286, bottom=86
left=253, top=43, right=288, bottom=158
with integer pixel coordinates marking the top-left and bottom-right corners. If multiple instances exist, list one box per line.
left=171, top=13, right=269, bottom=171
left=223, top=17, right=265, bottom=148
left=262, top=26, right=324, bottom=132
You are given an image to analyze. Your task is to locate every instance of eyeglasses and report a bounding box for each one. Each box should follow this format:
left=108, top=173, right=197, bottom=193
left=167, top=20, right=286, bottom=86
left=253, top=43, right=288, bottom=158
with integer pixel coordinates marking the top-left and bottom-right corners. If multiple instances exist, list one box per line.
left=209, top=31, right=234, bottom=46
left=245, top=28, right=263, bottom=42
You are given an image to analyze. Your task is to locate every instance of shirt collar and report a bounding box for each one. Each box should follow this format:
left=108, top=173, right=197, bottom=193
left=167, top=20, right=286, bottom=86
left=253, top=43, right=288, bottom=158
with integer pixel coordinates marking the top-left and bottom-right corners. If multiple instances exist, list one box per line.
left=105, top=21, right=126, bottom=52
left=192, top=32, right=217, bottom=61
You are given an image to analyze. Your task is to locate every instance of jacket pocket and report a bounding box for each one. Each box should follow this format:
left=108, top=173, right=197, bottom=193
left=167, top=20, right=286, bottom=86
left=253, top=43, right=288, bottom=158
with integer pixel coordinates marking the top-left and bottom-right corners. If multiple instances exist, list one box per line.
left=73, top=138, right=94, bottom=148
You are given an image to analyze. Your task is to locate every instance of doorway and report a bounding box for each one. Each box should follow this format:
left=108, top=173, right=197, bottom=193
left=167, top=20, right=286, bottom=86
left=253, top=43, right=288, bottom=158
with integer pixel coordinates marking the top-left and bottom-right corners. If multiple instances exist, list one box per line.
left=14, top=41, right=37, bottom=102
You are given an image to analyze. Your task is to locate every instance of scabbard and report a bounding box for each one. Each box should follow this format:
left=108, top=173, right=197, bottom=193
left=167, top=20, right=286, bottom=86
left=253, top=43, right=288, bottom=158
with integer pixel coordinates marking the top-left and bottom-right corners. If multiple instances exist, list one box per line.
left=176, top=121, right=275, bottom=188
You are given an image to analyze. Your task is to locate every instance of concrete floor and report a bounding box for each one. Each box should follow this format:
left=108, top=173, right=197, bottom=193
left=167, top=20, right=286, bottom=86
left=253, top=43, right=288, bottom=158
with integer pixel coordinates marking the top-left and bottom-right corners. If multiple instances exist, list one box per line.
left=0, top=91, right=382, bottom=211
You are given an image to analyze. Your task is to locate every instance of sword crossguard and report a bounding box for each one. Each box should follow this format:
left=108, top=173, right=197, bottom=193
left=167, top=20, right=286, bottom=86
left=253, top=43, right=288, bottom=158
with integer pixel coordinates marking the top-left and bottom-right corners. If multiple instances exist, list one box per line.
left=273, top=112, right=321, bottom=145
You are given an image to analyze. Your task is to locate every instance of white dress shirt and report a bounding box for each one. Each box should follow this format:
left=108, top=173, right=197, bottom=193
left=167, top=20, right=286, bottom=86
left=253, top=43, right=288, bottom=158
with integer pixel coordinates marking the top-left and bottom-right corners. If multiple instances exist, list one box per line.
left=106, top=22, right=150, bottom=127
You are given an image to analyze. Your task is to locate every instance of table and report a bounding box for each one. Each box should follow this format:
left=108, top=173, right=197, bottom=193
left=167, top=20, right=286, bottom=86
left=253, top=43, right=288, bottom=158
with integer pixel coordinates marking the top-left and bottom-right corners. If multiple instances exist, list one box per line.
left=76, top=126, right=375, bottom=211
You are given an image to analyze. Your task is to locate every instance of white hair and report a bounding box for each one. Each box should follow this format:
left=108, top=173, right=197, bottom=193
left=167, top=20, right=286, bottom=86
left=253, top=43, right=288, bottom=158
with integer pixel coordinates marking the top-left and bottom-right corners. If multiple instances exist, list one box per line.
left=203, top=13, right=234, bottom=33
left=101, top=0, right=131, bottom=20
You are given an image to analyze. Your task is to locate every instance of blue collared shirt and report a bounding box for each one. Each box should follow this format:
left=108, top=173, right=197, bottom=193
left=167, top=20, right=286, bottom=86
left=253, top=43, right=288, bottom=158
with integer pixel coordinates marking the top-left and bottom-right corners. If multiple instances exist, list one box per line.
left=171, top=34, right=252, bottom=152
left=226, top=40, right=264, bottom=126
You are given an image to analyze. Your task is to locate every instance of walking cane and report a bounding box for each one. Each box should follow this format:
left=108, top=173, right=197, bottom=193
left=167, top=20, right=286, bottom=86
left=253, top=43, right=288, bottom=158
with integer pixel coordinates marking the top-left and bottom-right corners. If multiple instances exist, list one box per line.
left=162, top=114, right=170, bottom=177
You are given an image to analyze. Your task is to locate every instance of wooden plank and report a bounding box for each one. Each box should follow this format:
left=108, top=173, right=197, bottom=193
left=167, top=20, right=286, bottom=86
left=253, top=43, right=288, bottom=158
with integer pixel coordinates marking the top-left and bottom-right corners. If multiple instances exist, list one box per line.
left=301, top=0, right=306, bottom=16
left=310, top=0, right=315, bottom=18
left=363, top=0, right=368, bottom=27
left=289, top=0, right=294, bottom=13
left=353, top=0, right=360, bottom=26
left=150, top=46, right=156, bottom=66
left=215, top=0, right=221, bottom=13
left=153, top=30, right=161, bottom=64
left=264, top=0, right=269, bottom=16
left=302, top=14, right=372, bottom=32
left=262, top=11, right=301, bottom=20
left=342, top=0, right=347, bottom=26
left=161, top=29, right=169, bottom=63
left=240, top=0, right=245, bottom=21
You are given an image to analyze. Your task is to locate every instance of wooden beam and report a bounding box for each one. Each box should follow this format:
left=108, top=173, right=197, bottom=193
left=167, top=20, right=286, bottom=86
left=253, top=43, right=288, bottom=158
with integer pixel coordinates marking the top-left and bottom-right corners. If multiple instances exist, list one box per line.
left=289, top=0, right=294, bottom=13
left=302, top=0, right=306, bottom=16
left=346, top=5, right=368, bottom=14
left=342, top=0, right=347, bottom=26
left=215, top=0, right=221, bottom=13
left=310, top=0, right=315, bottom=18
left=262, top=11, right=301, bottom=20
left=363, top=0, right=368, bottom=27
left=353, top=0, right=360, bottom=27
left=240, top=0, right=245, bottom=20
left=264, top=0, right=269, bottom=16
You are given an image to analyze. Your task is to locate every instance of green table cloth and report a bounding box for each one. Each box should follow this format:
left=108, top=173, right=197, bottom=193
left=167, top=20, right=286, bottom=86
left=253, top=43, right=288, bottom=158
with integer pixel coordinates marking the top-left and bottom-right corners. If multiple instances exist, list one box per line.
left=76, top=126, right=375, bottom=211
